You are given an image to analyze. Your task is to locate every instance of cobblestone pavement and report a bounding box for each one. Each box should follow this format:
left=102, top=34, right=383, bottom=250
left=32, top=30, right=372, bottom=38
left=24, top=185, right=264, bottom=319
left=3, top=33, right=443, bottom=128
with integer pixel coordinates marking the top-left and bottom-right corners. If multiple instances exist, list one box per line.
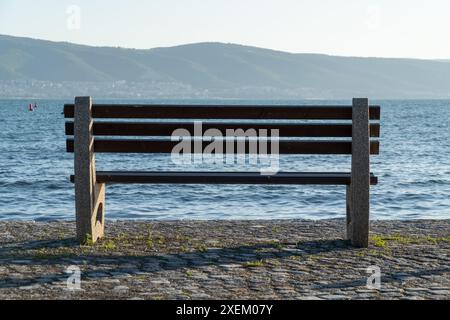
left=0, top=219, right=449, bottom=300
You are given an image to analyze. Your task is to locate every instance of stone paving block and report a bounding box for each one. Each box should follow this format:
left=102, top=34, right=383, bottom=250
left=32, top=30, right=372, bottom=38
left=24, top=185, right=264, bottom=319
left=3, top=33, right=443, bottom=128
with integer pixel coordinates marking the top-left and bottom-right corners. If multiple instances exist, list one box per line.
left=0, top=219, right=448, bottom=300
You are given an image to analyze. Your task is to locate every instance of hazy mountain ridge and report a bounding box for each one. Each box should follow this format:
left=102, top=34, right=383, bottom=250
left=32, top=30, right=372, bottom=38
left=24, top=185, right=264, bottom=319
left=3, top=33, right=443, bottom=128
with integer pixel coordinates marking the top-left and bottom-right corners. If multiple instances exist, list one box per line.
left=1, top=34, right=450, bottom=99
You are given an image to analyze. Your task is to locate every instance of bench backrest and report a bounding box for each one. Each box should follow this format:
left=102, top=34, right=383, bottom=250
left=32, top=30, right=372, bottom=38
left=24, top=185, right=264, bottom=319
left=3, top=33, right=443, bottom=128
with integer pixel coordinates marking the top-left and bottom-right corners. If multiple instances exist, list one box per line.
left=64, top=99, right=380, bottom=156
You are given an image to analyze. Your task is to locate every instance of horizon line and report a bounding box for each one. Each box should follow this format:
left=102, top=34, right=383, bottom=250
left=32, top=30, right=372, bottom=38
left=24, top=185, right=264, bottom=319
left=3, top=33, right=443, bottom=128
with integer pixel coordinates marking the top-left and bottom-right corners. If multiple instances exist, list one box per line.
left=1, top=33, right=448, bottom=62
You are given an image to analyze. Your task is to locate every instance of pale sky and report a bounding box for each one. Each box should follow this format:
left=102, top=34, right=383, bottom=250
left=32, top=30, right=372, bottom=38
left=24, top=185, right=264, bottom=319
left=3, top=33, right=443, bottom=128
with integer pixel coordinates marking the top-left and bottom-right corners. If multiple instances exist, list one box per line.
left=1, top=0, right=450, bottom=59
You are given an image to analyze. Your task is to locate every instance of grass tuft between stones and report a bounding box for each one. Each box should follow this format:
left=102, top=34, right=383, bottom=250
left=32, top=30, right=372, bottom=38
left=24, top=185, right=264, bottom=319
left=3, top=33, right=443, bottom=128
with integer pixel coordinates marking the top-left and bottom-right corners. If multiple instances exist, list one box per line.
left=243, top=259, right=266, bottom=268
left=370, top=234, right=450, bottom=248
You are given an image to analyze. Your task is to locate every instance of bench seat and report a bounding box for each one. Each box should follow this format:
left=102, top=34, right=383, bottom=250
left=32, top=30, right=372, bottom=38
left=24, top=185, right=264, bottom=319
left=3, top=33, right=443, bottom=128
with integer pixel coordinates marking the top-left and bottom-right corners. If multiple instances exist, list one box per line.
left=71, top=171, right=378, bottom=185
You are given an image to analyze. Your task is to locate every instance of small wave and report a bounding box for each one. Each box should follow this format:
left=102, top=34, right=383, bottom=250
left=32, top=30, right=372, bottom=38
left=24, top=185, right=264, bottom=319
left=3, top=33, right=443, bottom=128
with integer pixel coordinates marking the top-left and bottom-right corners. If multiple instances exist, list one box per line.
left=0, top=180, right=35, bottom=187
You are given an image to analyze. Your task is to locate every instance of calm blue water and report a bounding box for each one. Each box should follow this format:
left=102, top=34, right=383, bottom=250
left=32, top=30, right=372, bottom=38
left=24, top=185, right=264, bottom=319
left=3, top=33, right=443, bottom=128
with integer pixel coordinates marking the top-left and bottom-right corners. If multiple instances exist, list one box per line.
left=0, top=99, right=449, bottom=221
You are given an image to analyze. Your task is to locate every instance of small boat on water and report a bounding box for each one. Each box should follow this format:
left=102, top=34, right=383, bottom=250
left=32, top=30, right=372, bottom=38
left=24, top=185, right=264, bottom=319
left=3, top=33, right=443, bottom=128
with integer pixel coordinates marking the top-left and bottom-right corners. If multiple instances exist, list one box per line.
left=28, top=102, right=38, bottom=111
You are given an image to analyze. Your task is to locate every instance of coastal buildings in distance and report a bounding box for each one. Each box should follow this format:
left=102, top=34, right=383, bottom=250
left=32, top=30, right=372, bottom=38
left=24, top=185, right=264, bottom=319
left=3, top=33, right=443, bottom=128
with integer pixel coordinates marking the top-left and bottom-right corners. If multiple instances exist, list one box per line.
left=0, top=80, right=336, bottom=99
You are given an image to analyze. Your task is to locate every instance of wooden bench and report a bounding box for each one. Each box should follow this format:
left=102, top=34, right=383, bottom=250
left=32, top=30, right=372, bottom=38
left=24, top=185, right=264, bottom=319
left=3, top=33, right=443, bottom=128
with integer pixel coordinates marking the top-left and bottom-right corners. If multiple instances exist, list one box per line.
left=64, top=97, right=380, bottom=247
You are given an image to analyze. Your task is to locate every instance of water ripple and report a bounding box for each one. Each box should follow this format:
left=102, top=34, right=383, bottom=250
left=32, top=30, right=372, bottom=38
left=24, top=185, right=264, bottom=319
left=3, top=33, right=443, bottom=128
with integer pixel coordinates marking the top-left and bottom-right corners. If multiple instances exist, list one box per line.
left=0, top=99, right=450, bottom=220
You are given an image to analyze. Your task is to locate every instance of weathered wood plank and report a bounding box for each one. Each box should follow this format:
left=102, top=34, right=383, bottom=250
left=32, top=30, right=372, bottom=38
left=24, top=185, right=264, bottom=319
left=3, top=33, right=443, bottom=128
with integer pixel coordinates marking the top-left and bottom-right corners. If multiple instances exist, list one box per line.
left=64, top=104, right=381, bottom=120
left=65, top=122, right=381, bottom=138
left=69, top=171, right=378, bottom=185
left=66, top=138, right=380, bottom=154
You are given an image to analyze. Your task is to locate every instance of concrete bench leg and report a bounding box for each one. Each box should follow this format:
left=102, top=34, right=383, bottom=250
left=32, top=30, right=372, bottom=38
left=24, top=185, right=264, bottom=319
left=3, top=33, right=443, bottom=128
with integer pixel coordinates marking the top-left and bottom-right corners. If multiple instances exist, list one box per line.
left=346, top=184, right=353, bottom=240
left=350, top=98, right=370, bottom=248
left=75, top=182, right=105, bottom=243
left=74, top=96, right=105, bottom=244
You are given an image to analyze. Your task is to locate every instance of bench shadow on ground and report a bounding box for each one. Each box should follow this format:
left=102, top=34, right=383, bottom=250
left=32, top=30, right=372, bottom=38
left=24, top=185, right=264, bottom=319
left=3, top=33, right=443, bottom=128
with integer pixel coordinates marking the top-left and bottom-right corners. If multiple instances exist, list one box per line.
left=0, top=237, right=448, bottom=291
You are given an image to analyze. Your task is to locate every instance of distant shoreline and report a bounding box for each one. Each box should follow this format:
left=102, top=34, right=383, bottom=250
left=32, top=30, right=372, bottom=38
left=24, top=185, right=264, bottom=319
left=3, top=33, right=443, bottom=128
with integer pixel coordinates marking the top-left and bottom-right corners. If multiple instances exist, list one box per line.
left=2, top=35, right=450, bottom=99
left=2, top=97, right=450, bottom=102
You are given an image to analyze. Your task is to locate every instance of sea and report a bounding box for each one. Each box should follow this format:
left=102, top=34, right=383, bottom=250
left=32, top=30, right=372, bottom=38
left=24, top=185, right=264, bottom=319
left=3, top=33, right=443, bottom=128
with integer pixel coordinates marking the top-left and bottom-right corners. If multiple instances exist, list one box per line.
left=0, top=99, right=449, bottom=221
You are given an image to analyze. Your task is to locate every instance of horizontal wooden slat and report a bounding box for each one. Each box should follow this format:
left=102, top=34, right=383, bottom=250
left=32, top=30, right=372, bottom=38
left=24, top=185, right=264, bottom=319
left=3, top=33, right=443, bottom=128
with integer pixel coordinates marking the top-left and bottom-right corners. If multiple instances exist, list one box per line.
left=66, top=138, right=379, bottom=154
left=65, top=122, right=381, bottom=138
left=69, top=171, right=378, bottom=185
left=64, top=104, right=381, bottom=120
